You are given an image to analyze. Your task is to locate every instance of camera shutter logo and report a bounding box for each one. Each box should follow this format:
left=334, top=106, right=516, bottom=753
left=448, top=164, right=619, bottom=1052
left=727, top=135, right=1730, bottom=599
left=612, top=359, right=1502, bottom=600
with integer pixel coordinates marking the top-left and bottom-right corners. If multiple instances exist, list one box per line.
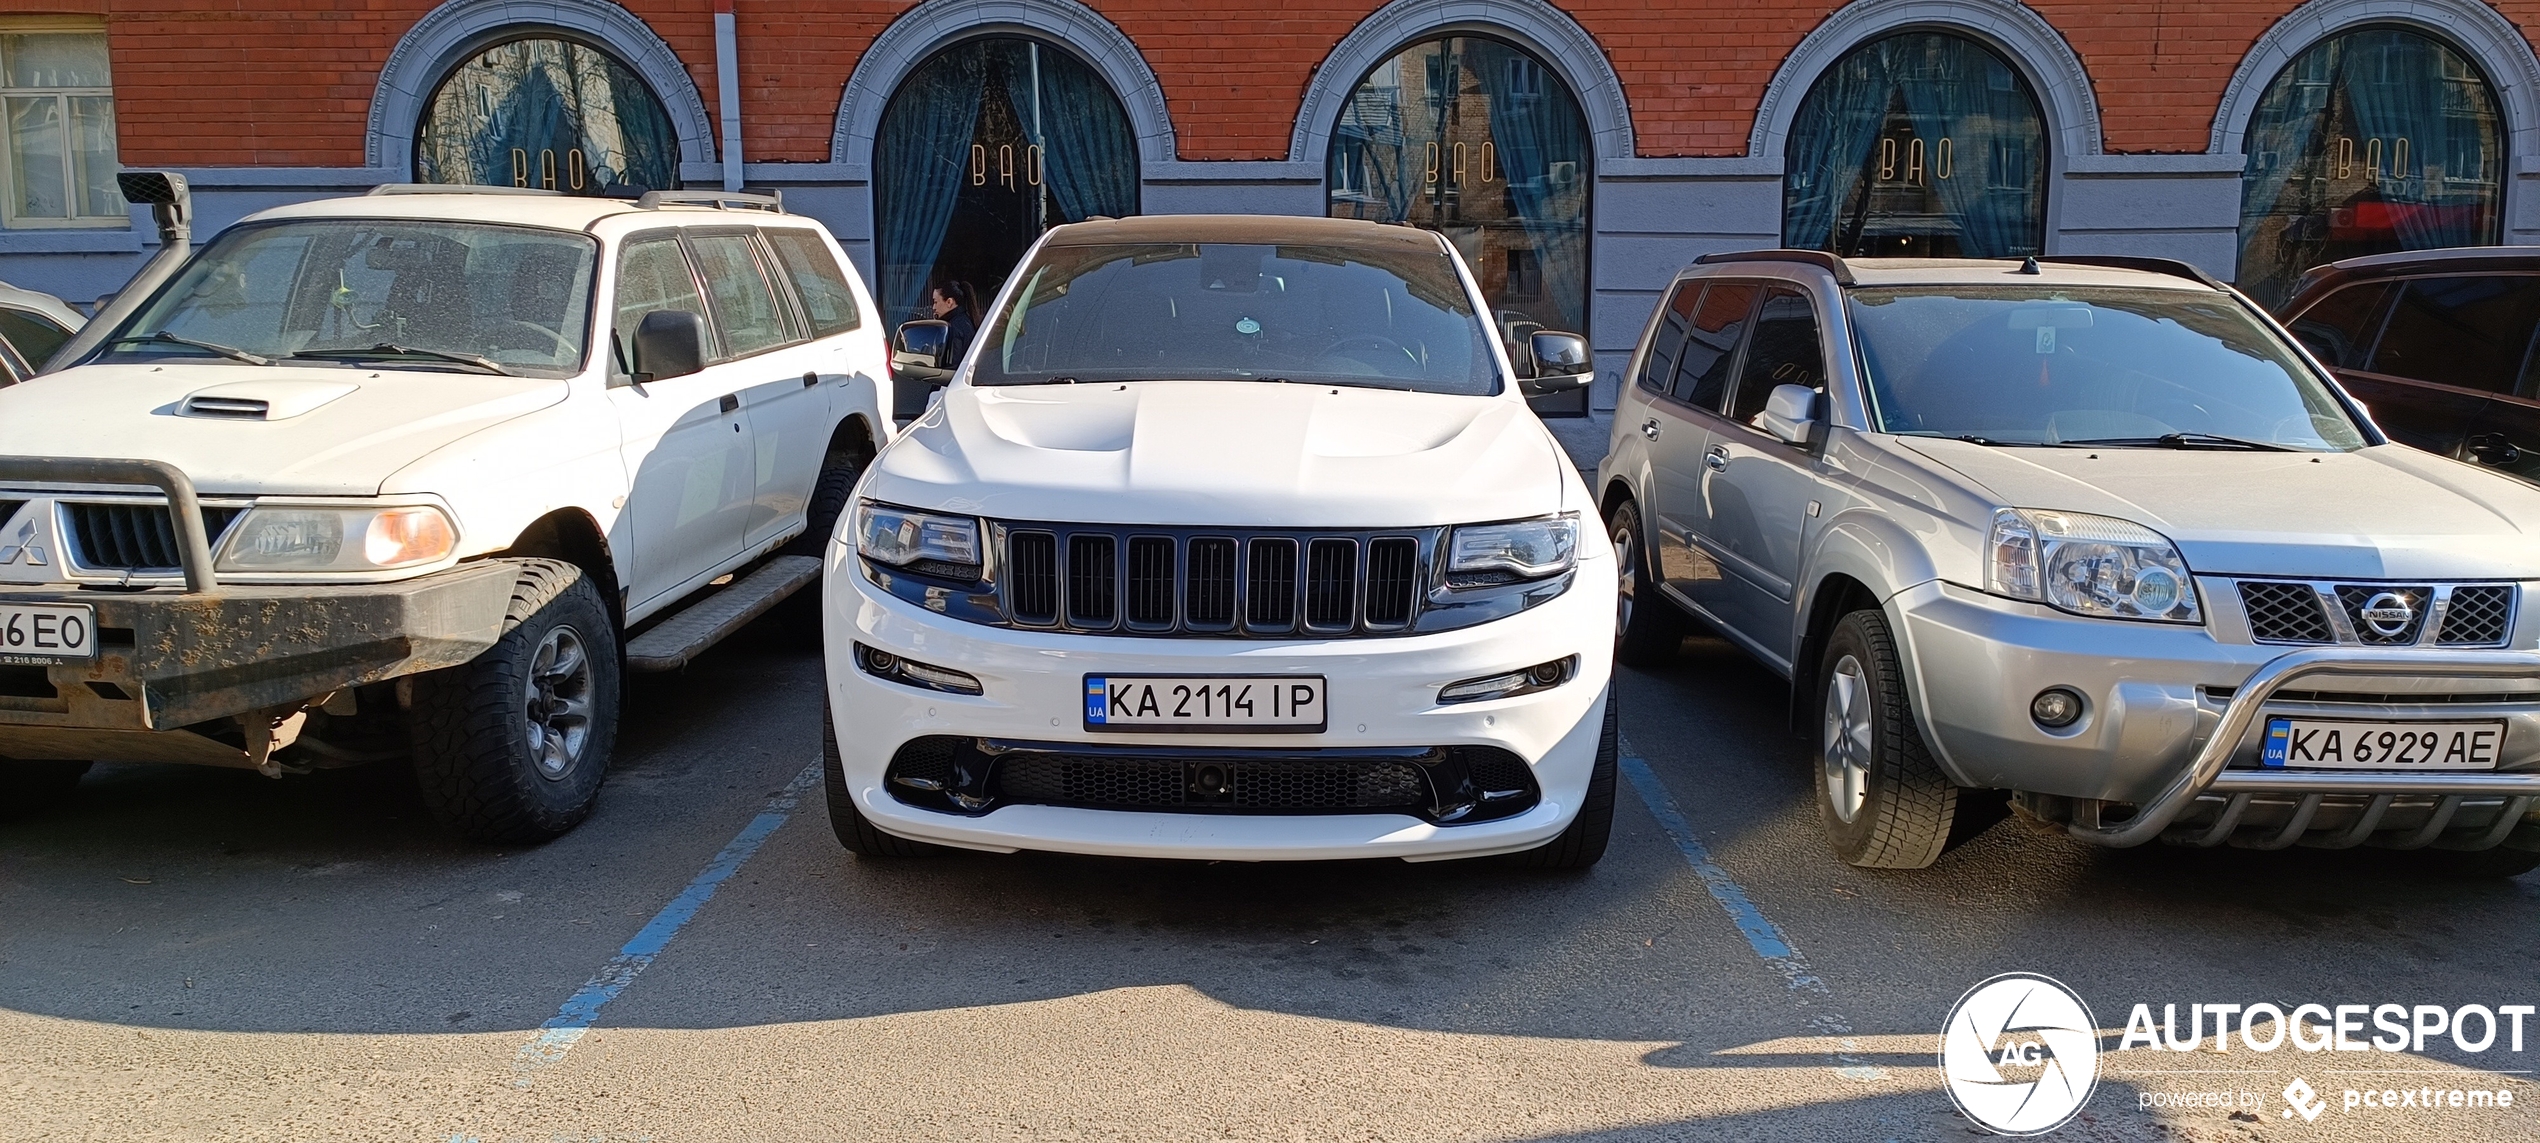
left=1939, top=973, right=2101, bottom=1135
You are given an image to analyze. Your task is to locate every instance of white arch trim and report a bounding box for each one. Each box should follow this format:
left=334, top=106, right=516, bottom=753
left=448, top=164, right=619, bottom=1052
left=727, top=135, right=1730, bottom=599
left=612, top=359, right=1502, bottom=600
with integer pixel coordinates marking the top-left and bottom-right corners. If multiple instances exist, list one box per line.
left=367, top=0, right=718, bottom=177
left=2208, top=0, right=2540, bottom=160
left=1747, top=0, right=2104, bottom=162
left=1286, top=0, right=1635, bottom=167
left=830, top=0, right=1177, bottom=177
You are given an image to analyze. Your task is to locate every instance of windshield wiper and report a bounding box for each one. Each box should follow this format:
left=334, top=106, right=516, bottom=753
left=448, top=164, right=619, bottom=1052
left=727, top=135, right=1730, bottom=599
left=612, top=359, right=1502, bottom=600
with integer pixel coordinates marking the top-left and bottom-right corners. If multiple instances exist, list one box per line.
left=105, top=331, right=274, bottom=366
left=2063, top=432, right=2293, bottom=452
left=1896, top=432, right=2068, bottom=448
left=289, top=344, right=513, bottom=376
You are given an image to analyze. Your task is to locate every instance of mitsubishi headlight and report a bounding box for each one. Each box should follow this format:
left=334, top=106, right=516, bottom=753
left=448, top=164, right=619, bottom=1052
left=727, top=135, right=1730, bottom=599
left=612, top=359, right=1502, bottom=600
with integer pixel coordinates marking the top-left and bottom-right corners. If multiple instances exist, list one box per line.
left=1447, top=513, right=1579, bottom=582
left=218, top=504, right=457, bottom=571
left=1987, top=508, right=2200, bottom=624
left=853, top=500, right=982, bottom=577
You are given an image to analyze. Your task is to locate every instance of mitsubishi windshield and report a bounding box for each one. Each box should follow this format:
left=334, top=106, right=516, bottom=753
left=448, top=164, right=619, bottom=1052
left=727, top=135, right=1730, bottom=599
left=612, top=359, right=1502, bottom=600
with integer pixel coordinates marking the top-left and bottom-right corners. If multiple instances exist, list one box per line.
left=1849, top=286, right=2369, bottom=451
left=971, top=241, right=1499, bottom=395
left=90, top=219, right=598, bottom=377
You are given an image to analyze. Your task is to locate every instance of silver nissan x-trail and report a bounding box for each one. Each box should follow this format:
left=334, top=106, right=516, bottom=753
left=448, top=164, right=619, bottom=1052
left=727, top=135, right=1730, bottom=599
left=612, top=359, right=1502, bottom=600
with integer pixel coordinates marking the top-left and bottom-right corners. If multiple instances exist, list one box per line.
left=1598, top=250, right=2540, bottom=875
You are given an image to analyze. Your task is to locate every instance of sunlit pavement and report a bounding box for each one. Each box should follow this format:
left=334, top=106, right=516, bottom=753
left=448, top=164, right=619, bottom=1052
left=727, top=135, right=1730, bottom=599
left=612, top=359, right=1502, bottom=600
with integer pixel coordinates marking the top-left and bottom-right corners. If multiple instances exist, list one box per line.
left=2, top=617, right=2535, bottom=1141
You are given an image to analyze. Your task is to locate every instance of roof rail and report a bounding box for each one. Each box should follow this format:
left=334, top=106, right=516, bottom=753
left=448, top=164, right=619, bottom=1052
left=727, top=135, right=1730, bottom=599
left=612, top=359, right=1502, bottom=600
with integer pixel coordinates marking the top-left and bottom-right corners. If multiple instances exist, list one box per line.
left=2038, top=254, right=2228, bottom=291
left=636, top=188, right=785, bottom=213
left=1695, top=248, right=1857, bottom=286
left=364, top=183, right=565, bottom=197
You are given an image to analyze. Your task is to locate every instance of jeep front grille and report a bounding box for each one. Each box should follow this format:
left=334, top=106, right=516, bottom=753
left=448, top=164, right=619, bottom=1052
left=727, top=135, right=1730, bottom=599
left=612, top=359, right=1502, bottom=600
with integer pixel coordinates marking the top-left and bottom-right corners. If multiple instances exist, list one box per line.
left=2237, top=580, right=2516, bottom=648
left=998, top=525, right=1432, bottom=636
left=63, top=502, right=246, bottom=571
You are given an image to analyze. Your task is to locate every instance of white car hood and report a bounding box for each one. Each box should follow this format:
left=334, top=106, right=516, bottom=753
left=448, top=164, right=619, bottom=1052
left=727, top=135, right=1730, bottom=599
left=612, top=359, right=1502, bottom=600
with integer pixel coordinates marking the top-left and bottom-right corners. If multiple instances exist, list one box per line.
left=0, top=364, right=567, bottom=496
left=867, top=381, right=1569, bottom=527
left=1898, top=438, right=2540, bottom=580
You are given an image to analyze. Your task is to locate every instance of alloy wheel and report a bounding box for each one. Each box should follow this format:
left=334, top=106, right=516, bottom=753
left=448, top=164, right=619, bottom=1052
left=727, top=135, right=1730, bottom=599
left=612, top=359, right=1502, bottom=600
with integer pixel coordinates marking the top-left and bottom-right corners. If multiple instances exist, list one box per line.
left=1822, top=653, right=1872, bottom=823
left=1611, top=518, right=1637, bottom=641
left=523, top=624, right=594, bottom=780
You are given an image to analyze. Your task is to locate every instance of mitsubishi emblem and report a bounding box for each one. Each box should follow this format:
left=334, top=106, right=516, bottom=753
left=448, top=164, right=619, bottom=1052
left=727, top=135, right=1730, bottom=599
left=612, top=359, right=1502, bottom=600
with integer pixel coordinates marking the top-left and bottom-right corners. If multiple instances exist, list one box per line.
left=0, top=518, right=46, bottom=567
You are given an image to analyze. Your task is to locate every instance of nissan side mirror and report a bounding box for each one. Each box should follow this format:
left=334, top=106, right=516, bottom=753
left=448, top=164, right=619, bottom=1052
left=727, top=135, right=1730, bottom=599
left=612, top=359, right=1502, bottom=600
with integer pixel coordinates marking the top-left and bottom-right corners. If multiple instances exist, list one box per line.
left=1518, top=331, right=1592, bottom=396
left=1761, top=383, right=1820, bottom=447
left=632, top=310, right=707, bottom=383
left=895, top=319, right=949, bottom=370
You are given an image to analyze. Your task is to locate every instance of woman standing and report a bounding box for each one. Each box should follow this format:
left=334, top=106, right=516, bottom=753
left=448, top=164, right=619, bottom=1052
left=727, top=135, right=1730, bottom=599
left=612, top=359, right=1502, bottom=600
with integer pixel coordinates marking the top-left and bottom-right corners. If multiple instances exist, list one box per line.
left=930, top=281, right=979, bottom=366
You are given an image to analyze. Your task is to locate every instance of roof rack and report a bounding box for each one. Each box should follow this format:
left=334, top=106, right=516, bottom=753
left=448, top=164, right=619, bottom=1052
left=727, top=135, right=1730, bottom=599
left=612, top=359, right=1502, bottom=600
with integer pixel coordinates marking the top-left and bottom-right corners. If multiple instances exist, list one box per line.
left=2037, top=254, right=2227, bottom=291
left=636, top=188, right=785, bottom=213
left=365, top=183, right=565, bottom=197
left=1695, top=248, right=1857, bottom=286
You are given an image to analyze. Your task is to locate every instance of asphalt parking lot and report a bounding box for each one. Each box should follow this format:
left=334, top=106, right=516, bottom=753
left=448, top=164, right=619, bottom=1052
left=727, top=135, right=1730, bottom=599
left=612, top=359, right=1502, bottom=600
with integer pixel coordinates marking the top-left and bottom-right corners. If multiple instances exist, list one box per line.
left=4, top=605, right=2535, bottom=1142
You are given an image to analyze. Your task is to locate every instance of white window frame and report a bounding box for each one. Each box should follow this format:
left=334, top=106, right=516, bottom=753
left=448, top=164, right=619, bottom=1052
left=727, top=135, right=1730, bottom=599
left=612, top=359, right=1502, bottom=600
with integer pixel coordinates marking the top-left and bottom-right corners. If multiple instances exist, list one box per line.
left=0, top=19, right=124, bottom=231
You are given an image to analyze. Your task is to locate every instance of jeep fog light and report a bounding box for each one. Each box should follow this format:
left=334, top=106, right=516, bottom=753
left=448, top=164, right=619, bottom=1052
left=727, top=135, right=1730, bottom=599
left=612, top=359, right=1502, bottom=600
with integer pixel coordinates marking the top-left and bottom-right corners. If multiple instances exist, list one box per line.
left=856, top=642, right=983, bottom=696
left=1439, top=655, right=1577, bottom=704
left=220, top=505, right=456, bottom=571
left=2031, top=687, right=2085, bottom=729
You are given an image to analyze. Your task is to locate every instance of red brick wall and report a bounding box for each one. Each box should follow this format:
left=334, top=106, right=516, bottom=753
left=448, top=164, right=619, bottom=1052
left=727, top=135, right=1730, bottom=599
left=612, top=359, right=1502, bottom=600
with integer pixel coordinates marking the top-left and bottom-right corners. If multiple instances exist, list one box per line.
left=45, top=0, right=2540, bottom=166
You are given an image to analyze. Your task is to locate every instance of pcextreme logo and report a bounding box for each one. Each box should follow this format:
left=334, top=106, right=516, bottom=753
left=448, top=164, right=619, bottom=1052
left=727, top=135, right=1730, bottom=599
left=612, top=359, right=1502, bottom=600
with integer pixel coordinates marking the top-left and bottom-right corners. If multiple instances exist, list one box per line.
left=1940, top=973, right=2102, bottom=1136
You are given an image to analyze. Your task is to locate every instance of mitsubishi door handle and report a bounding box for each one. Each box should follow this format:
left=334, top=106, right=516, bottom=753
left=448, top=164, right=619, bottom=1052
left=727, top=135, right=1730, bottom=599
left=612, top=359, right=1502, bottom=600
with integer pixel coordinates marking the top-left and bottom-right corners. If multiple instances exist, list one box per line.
left=719, top=394, right=740, bottom=414
left=1640, top=418, right=1660, bottom=441
left=1704, top=446, right=1729, bottom=472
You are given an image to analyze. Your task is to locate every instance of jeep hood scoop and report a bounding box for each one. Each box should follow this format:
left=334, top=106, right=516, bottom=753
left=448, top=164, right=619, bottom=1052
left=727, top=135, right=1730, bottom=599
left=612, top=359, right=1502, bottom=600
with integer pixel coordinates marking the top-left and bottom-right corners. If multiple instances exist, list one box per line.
left=1897, top=437, right=2540, bottom=580
left=867, top=381, right=1569, bottom=528
left=0, top=365, right=567, bottom=496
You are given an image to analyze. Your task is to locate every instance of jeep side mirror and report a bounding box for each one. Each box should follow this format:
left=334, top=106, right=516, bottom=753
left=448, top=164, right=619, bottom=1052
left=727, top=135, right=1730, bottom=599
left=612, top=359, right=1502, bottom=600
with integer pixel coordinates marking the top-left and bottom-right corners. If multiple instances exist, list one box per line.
left=1518, top=330, right=1592, bottom=396
left=1761, top=383, right=1819, bottom=446
left=632, top=310, right=708, bottom=383
left=895, top=319, right=949, bottom=371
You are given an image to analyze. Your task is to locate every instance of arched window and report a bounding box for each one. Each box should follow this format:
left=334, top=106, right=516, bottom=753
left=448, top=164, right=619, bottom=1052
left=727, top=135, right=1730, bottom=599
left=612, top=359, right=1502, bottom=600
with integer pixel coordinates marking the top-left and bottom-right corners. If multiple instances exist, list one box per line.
left=1783, top=31, right=2047, bottom=258
left=1327, top=34, right=1592, bottom=358
left=872, top=36, right=1139, bottom=325
left=2237, top=27, right=2504, bottom=305
left=414, top=35, right=678, bottom=195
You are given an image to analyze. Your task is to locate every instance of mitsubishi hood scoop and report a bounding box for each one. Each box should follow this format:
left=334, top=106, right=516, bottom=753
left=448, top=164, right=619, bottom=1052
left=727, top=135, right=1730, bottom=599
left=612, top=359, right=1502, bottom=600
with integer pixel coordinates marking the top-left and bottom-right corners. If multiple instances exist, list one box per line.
left=176, top=378, right=360, bottom=420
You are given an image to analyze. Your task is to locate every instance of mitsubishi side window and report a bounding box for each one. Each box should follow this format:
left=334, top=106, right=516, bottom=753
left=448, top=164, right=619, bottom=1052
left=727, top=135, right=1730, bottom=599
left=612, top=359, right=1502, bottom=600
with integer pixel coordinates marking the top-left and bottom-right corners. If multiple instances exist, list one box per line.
left=1728, top=287, right=1827, bottom=430
left=1637, top=282, right=1702, bottom=394
left=685, top=231, right=794, bottom=359
left=2369, top=275, right=2540, bottom=394
left=612, top=236, right=714, bottom=377
left=1671, top=282, right=1758, bottom=411
left=766, top=229, right=863, bottom=337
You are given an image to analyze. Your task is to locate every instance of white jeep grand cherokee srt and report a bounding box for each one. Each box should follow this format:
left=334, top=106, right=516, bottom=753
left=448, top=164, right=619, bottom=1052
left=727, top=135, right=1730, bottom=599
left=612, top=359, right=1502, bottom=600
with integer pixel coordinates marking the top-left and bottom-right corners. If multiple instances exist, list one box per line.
left=822, top=215, right=1618, bottom=866
left=0, top=176, right=889, bottom=841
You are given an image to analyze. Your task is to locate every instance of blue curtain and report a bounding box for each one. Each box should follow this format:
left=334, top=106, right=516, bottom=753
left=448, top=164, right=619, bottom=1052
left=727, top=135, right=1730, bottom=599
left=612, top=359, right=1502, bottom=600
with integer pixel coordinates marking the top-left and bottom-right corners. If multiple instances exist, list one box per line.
left=2238, top=47, right=2334, bottom=257
left=1782, top=32, right=2044, bottom=257
left=1891, top=36, right=2034, bottom=258
left=1782, top=48, right=1893, bottom=251
left=2343, top=30, right=2489, bottom=250
left=874, top=52, right=985, bottom=325
left=1479, top=42, right=1589, bottom=333
left=1023, top=44, right=1140, bottom=224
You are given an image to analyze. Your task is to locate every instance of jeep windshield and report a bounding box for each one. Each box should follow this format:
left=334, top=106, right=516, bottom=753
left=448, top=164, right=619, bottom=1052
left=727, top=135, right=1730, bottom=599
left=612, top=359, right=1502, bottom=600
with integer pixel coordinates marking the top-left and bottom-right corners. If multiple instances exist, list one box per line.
left=92, top=219, right=597, bottom=378
left=970, top=241, right=1499, bottom=395
left=1848, top=286, right=2368, bottom=451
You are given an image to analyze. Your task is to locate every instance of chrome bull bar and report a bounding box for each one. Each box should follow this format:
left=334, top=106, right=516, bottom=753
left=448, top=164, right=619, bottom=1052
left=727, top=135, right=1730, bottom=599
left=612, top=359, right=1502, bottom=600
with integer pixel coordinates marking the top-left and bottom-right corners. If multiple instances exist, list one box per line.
left=2068, top=647, right=2540, bottom=848
left=0, top=456, right=217, bottom=592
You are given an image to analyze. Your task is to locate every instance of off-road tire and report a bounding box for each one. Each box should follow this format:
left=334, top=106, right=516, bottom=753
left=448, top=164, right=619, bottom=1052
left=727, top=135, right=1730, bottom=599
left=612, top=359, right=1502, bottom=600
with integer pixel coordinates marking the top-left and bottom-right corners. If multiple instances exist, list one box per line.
left=1608, top=500, right=1688, bottom=669
left=1818, top=609, right=1962, bottom=869
left=824, top=703, right=943, bottom=858
left=784, top=447, right=868, bottom=560
left=1511, top=687, right=1619, bottom=870
left=0, top=760, right=89, bottom=821
left=408, top=559, right=620, bottom=844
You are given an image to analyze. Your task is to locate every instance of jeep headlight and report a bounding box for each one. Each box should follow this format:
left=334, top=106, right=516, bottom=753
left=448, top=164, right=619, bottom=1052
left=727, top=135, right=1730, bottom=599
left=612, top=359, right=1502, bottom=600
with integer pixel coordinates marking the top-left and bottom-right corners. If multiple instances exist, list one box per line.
left=1448, top=513, right=1578, bottom=582
left=1987, top=508, right=2200, bottom=623
left=218, top=504, right=457, bottom=571
left=853, top=500, right=982, bottom=575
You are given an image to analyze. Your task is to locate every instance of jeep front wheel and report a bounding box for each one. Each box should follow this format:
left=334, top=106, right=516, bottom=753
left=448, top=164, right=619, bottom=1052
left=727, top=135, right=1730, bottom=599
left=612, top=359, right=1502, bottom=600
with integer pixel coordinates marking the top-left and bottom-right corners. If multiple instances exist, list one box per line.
left=409, top=559, right=620, bottom=843
left=1818, top=608, right=1962, bottom=869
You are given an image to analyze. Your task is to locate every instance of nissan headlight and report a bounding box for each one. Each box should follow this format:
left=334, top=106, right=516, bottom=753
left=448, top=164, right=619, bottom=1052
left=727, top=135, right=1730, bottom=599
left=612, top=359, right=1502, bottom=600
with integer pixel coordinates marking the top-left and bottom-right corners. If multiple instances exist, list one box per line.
left=1987, top=508, right=2200, bottom=623
left=854, top=500, right=982, bottom=576
left=1447, top=513, right=1579, bottom=582
left=218, top=504, right=457, bottom=571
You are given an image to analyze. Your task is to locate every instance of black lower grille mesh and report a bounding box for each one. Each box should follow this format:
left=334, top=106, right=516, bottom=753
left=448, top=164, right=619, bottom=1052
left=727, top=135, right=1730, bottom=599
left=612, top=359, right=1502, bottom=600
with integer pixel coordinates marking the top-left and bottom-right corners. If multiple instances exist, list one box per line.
left=64, top=503, right=245, bottom=571
left=2438, top=585, right=2513, bottom=646
left=2240, top=582, right=2333, bottom=644
left=997, top=753, right=1428, bottom=812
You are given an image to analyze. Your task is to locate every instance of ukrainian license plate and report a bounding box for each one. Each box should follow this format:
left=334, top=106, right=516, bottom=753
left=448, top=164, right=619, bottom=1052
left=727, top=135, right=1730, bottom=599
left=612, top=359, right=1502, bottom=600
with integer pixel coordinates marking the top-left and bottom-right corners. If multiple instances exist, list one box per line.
left=2261, top=717, right=2505, bottom=770
left=0, top=601, right=96, bottom=665
left=1084, top=675, right=1325, bottom=733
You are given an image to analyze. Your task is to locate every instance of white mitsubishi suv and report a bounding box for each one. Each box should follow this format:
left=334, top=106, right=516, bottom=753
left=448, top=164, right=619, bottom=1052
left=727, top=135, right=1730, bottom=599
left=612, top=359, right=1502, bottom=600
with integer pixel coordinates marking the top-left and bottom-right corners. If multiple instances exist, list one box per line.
left=822, top=215, right=1618, bottom=866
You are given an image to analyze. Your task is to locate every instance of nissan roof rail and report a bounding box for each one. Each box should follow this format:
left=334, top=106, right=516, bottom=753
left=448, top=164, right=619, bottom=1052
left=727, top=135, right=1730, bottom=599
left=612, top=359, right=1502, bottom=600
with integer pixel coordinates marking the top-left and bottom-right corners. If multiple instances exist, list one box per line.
left=1696, top=248, right=1857, bottom=286
left=364, top=183, right=565, bottom=197
left=637, top=188, right=785, bottom=213
left=2039, top=254, right=2229, bottom=291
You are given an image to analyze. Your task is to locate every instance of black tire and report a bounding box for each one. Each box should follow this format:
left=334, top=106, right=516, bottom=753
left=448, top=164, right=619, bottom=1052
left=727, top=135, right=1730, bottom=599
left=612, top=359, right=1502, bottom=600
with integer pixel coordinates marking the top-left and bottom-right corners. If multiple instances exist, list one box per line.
left=408, top=559, right=620, bottom=844
left=824, top=703, right=943, bottom=858
left=2408, top=845, right=2540, bottom=879
left=0, top=760, right=88, bottom=821
left=1817, top=609, right=1963, bottom=869
left=784, top=446, right=869, bottom=559
left=1511, top=686, right=1618, bottom=870
left=1608, top=500, right=1688, bottom=669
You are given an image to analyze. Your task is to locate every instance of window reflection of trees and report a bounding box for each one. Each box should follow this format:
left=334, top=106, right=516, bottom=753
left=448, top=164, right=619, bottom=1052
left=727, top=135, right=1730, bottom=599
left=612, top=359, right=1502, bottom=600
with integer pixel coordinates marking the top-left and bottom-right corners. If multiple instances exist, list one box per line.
left=415, top=37, right=677, bottom=196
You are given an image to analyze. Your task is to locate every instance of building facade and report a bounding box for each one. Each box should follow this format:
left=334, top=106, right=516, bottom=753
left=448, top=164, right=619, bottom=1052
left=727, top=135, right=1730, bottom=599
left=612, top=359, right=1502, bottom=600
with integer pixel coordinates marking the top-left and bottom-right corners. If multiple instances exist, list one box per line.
left=5, top=0, right=2538, bottom=406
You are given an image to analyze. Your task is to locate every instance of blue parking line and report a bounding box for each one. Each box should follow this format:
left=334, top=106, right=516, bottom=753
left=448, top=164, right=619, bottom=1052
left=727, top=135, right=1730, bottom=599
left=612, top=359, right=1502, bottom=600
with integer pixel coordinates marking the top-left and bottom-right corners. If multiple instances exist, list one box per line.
left=512, top=760, right=823, bottom=1081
